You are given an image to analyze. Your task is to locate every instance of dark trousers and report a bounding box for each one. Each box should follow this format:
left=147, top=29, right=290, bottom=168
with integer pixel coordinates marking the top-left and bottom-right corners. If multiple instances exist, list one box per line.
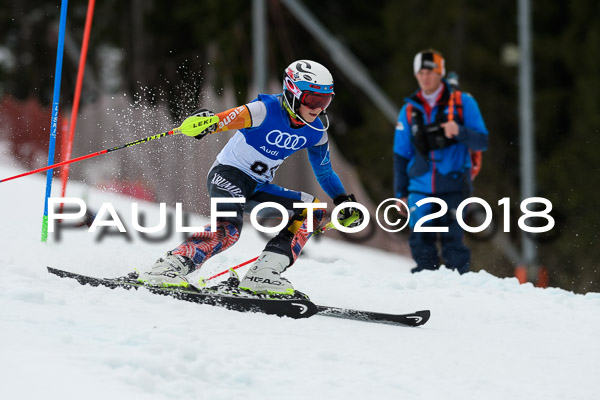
left=171, top=164, right=323, bottom=269
left=206, top=163, right=318, bottom=231
left=408, top=192, right=470, bottom=274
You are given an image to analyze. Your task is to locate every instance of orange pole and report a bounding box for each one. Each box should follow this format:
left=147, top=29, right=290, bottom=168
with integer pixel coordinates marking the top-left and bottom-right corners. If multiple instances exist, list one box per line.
left=60, top=0, right=95, bottom=201
left=535, top=266, right=549, bottom=288
left=515, top=265, right=528, bottom=284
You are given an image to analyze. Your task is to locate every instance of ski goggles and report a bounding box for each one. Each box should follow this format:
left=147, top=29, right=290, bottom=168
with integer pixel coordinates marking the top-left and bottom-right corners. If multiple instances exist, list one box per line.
left=299, top=91, right=334, bottom=110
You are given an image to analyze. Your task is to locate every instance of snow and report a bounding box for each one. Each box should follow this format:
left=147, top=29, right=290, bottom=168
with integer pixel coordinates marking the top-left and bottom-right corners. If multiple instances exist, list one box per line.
left=1, top=153, right=599, bottom=400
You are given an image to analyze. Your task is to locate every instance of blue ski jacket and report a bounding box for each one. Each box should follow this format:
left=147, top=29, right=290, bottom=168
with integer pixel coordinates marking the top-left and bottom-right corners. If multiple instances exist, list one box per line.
left=218, top=94, right=346, bottom=199
left=393, top=81, right=488, bottom=197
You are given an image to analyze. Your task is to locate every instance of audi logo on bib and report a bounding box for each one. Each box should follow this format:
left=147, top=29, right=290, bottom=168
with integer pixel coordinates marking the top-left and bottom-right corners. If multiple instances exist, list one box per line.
left=266, top=130, right=307, bottom=150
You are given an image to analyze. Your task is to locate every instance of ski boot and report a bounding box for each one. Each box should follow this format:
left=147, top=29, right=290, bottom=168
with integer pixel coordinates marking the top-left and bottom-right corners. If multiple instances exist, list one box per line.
left=238, top=251, right=301, bottom=297
left=138, top=252, right=195, bottom=287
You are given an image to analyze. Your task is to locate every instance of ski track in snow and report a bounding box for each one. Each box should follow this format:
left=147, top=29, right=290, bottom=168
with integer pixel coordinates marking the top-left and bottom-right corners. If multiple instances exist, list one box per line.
left=1, top=155, right=599, bottom=400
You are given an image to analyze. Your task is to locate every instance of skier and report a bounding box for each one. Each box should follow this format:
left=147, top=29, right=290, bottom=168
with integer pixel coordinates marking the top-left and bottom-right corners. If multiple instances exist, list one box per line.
left=139, top=60, right=363, bottom=296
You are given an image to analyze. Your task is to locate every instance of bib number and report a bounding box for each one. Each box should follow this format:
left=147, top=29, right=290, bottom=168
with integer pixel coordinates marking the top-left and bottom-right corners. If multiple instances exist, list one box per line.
left=250, top=161, right=280, bottom=179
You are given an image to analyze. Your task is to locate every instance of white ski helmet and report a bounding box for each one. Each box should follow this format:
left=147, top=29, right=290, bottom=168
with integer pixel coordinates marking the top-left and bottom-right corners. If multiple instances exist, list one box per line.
left=282, top=60, right=334, bottom=119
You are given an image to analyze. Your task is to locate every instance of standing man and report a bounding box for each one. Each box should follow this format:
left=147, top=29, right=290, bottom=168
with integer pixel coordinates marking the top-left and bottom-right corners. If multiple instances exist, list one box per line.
left=139, top=60, right=363, bottom=296
left=393, top=49, right=488, bottom=274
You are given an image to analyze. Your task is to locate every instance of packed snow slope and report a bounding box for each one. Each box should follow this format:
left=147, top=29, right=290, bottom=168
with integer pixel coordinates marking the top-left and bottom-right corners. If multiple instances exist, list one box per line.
left=1, top=156, right=599, bottom=400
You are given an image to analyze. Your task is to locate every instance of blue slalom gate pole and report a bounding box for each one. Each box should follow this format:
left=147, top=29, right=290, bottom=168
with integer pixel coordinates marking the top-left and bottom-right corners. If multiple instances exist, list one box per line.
left=42, top=0, right=69, bottom=242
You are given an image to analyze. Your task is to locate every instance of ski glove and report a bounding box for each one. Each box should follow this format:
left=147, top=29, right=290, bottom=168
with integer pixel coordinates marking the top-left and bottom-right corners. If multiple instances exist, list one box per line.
left=333, top=193, right=364, bottom=228
left=191, top=109, right=218, bottom=140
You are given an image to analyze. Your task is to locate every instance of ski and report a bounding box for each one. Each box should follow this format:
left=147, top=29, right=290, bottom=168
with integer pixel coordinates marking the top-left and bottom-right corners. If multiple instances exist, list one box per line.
left=47, top=267, right=430, bottom=327
left=47, top=267, right=318, bottom=319
left=316, top=305, right=430, bottom=327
